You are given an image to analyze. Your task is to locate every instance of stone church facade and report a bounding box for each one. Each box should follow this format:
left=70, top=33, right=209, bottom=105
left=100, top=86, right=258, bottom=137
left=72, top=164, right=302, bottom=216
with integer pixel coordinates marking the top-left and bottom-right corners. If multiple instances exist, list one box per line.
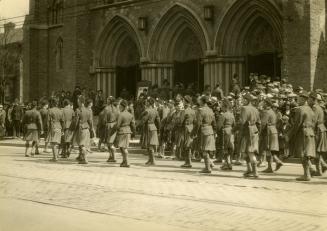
left=23, top=0, right=326, bottom=100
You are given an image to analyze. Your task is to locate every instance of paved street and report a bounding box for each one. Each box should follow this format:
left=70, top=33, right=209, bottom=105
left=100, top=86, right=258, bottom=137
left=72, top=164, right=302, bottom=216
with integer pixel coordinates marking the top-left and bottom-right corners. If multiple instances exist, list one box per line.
left=0, top=139, right=326, bottom=231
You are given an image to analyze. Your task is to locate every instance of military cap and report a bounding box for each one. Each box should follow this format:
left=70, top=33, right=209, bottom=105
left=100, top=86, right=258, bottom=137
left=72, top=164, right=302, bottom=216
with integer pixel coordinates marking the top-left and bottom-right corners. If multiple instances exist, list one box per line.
left=309, top=92, right=318, bottom=99
left=222, top=98, right=232, bottom=109
left=120, top=100, right=128, bottom=108
left=299, top=91, right=309, bottom=98
left=243, top=93, right=257, bottom=101
left=244, top=86, right=250, bottom=90
left=296, top=86, right=304, bottom=91
left=288, top=93, right=298, bottom=98
left=315, top=89, right=323, bottom=93
left=200, top=95, right=211, bottom=104
left=184, top=95, right=193, bottom=104
left=282, top=115, right=289, bottom=121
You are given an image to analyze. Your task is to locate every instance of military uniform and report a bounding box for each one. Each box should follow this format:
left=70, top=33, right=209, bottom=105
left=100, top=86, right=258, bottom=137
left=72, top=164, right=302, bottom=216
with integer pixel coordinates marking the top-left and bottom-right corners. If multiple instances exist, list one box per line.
left=115, top=109, right=136, bottom=167
left=219, top=110, right=235, bottom=170
left=0, top=109, right=6, bottom=138
left=239, top=100, right=260, bottom=177
left=287, top=104, right=316, bottom=181
left=22, top=108, right=43, bottom=157
left=62, top=106, right=75, bottom=157
left=23, top=108, right=43, bottom=142
left=73, top=106, right=94, bottom=164
left=312, top=103, right=327, bottom=175
left=141, top=106, right=160, bottom=165
left=103, top=104, right=120, bottom=162
left=180, top=105, right=195, bottom=168
left=194, top=104, right=216, bottom=173
left=47, top=107, right=64, bottom=144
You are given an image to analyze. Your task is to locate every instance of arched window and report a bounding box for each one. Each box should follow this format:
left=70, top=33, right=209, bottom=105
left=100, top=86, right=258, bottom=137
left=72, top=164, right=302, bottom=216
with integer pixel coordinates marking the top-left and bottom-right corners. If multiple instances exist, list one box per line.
left=56, top=38, right=63, bottom=71
left=48, top=0, right=63, bottom=25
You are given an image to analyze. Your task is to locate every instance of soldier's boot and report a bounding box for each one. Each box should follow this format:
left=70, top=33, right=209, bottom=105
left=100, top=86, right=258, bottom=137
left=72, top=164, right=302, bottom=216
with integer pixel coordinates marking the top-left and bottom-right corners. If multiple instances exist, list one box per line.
left=321, top=155, right=327, bottom=173
left=50, top=145, right=58, bottom=162
left=107, top=147, right=117, bottom=163
left=76, top=147, right=82, bottom=161
left=262, top=155, right=274, bottom=173
left=120, top=150, right=130, bottom=168
left=312, top=154, right=323, bottom=176
left=250, top=163, right=259, bottom=178
left=243, top=162, right=253, bottom=177
left=200, top=153, right=212, bottom=174
left=308, top=159, right=317, bottom=176
left=24, top=142, right=30, bottom=157
left=273, top=154, right=284, bottom=171
left=226, top=155, right=233, bottom=170
left=66, top=144, right=71, bottom=158
left=79, top=149, right=88, bottom=164
left=35, top=145, right=40, bottom=155
left=296, top=159, right=311, bottom=181
left=146, top=149, right=156, bottom=166
left=181, top=150, right=192, bottom=168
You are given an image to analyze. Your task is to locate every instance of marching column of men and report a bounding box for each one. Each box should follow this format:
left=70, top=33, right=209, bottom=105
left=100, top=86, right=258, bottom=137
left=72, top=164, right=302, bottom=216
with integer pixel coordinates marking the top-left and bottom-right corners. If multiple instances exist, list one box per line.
left=20, top=89, right=327, bottom=181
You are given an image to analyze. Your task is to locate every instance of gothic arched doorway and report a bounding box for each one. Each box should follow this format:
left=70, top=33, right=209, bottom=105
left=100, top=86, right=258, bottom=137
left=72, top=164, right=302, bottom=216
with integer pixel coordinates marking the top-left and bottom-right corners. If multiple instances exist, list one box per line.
left=95, top=16, right=144, bottom=99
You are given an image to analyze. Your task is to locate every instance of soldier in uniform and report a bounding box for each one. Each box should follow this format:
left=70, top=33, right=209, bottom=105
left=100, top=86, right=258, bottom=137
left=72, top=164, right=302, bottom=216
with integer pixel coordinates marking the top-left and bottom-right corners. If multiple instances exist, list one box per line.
left=0, top=105, right=6, bottom=139
left=261, top=98, right=283, bottom=173
left=171, top=101, right=184, bottom=160
left=219, top=98, right=236, bottom=171
left=194, top=96, right=216, bottom=173
left=286, top=91, right=316, bottom=181
left=103, top=97, right=120, bottom=162
left=39, top=100, right=50, bottom=153
left=114, top=100, right=136, bottom=167
left=140, top=98, right=160, bottom=165
left=309, top=92, right=327, bottom=176
left=239, top=93, right=261, bottom=178
left=22, top=100, right=43, bottom=157
left=61, top=99, right=75, bottom=158
left=73, top=95, right=94, bottom=164
left=47, top=98, right=64, bottom=161
left=180, top=95, right=196, bottom=168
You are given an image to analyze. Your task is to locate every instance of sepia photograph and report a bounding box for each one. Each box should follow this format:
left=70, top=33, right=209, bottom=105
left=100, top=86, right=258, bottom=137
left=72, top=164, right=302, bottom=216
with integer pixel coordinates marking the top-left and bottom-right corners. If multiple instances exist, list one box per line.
left=0, top=0, right=326, bottom=230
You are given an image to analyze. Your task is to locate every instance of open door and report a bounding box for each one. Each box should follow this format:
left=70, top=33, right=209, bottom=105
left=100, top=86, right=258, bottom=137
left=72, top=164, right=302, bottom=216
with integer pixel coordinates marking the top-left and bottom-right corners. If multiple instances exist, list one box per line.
left=174, top=59, right=204, bottom=93
left=116, top=65, right=141, bottom=99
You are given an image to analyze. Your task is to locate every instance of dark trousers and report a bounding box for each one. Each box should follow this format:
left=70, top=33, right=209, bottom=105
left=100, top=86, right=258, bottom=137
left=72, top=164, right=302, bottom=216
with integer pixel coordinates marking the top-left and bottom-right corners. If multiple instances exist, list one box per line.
left=13, top=120, right=21, bottom=137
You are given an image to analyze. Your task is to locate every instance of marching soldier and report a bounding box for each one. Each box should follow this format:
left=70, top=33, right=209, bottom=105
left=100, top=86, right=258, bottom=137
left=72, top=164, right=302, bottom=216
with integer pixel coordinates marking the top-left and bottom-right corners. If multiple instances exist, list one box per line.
left=140, top=98, right=160, bottom=166
left=219, top=98, right=236, bottom=171
left=73, top=95, right=94, bottom=164
left=309, top=92, right=327, bottom=176
left=114, top=100, right=136, bottom=167
left=180, top=95, right=196, bottom=168
left=22, top=100, right=43, bottom=157
left=47, top=97, right=64, bottom=161
left=39, top=100, right=50, bottom=153
left=239, top=93, right=261, bottom=178
left=0, top=105, right=6, bottom=139
left=286, top=91, right=316, bottom=181
left=171, top=101, right=184, bottom=160
left=194, top=96, right=216, bottom=173
left=261, top=98, right=283, bottom=173
left=61, top=99, right=75, bottom=158
left=103, top=97, right=120, bottom=162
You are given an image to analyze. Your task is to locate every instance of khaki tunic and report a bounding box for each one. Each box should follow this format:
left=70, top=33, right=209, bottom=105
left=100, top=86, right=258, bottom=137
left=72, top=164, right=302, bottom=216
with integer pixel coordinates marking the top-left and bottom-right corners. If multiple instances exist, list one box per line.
left=47, top=107, right=64, bottom=144
left=313, top=104, right=327, bottom=152
left=239, top=105, right=260, bottom=154
left=288, top=105, right=316, bottom=158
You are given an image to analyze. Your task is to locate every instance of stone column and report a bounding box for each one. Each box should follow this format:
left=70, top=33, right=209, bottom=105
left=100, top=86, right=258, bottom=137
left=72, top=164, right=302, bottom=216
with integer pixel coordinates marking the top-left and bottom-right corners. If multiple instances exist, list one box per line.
left=140, top=63, right=174, bottom=88
left=95, top=67, right=116, bottom=98
left=203, top=57, right=245, bottom=94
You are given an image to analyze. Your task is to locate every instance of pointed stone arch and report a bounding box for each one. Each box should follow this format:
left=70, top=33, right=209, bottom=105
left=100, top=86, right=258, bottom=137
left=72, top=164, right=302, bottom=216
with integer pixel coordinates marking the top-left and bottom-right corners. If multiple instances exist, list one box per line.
left=148, top=3, right=210, bottom=62
left=95, top=15, right=144, bottom=67
left=215, top=0, right=283, bottom=56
